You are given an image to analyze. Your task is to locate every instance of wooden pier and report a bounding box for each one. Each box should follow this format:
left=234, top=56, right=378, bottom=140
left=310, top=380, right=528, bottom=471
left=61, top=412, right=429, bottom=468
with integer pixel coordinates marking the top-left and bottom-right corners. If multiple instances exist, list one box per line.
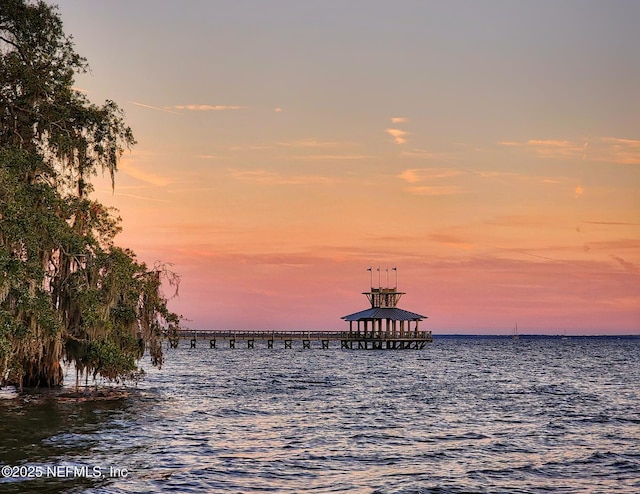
left=171, top=270, right=433, bottom=351
left=170, top=329, right=433, bottom=350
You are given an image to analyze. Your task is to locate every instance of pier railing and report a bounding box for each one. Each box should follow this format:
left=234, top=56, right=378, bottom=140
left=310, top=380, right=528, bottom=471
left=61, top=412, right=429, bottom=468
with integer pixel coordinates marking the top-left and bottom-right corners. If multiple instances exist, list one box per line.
left=174, top=329, right=432, bottom=341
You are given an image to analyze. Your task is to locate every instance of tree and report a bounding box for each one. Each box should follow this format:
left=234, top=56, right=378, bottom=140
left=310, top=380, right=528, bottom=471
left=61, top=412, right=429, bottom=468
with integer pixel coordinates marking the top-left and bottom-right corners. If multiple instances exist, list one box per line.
left=0, top=0, right=181, bottom=389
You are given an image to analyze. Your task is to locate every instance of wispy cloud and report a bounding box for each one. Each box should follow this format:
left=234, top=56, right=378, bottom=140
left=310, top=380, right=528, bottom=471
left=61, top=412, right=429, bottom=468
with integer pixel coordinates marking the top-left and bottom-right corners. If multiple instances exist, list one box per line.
left=611, top=255, right=640, bottom=274
left=600, top=137, right=640, bottom=165
left=387, top=116, right=410, bottom=144
left=386, top=128, right=409, bottom=145
left=171, top=104, right=245, bottom=111
left=498, top=139, right=584, bottom=159
left=586, top=239, right=640, bottom=251
left=397, top=167, right=464, bottom=195
left=584, top=221, right=639, bottom=226
left=428, top=233, right=474, bottom=249
left=275, top=139, right=366, bottom=160
left=229, top=169, right=332, bottom=185
left=407, top=185, right=465, bottom=196
left=400, top=165, right=574, bottom=198
left=197, top=154, right=230, bottom=160
left=277, top=139, right=349, bottom=148
left=131, top=101, right=248, bottom=114
left=400, top=148, right=435, bottom=158
left=499, top=136, right=640, bottom=164
left=130, top=101, right=181, bottom=115
left=228, top=144, right=274, bottom=151
left=111, top=192, right=173, bottom=203
left=288, top=154, right=369, bottom=161
left=398, top=168, right=462, bottom=184
left=485, top=214, right=552, bottom=227
left=466, top=168, right=576, bottom=189
left=118, top=157, right=174, bottom=187
left=203, top=138, right=363, bottom=157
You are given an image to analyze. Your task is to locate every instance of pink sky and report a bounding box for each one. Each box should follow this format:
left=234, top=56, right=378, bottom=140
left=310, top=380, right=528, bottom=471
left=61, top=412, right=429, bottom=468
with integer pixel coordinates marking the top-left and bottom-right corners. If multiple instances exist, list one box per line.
left=56, top=1, right=639, bottom=334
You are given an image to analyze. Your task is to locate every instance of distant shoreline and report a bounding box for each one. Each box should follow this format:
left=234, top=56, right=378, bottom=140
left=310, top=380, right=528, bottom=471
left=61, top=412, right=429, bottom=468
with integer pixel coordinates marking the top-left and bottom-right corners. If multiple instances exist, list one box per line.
left=431, top=333, right=640, bottom=339
left=180, top=331, right=639, bottom=338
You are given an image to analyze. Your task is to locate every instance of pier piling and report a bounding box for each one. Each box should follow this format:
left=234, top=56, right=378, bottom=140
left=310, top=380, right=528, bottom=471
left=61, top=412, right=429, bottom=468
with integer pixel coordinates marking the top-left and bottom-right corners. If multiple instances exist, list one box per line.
left=171, top=329, right=432, bottom=350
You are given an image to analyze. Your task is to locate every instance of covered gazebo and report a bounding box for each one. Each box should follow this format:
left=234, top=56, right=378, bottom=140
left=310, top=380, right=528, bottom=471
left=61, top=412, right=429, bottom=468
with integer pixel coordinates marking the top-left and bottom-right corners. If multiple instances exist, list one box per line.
left=341, top=279, right=432, bottom=349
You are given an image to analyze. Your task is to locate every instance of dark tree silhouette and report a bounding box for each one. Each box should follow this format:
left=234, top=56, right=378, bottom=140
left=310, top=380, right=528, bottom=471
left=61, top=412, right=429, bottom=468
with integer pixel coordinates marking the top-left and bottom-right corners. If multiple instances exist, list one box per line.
left=0, top=0, right=181, bottom=389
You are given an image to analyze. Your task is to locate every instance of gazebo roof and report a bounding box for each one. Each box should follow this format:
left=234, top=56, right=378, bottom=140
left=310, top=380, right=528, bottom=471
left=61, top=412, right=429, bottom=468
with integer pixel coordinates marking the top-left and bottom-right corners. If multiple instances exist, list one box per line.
left=342, top=307, right=427, bottom=322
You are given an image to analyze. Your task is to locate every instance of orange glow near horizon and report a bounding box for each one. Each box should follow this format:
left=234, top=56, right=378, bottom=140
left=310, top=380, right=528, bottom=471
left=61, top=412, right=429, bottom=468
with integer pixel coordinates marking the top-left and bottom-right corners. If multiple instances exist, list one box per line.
left=58, top=1, right=639, bottom=334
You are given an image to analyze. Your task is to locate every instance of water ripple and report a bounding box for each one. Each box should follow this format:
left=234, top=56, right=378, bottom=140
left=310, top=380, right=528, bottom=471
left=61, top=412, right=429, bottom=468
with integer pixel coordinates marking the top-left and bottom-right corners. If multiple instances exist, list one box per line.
left=1, top=336, right=639, bottom=493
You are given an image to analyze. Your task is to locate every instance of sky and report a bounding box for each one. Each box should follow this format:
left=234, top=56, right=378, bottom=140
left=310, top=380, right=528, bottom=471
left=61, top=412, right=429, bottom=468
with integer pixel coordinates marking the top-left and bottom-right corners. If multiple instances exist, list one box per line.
left=53, top=0, right=639, bottom=334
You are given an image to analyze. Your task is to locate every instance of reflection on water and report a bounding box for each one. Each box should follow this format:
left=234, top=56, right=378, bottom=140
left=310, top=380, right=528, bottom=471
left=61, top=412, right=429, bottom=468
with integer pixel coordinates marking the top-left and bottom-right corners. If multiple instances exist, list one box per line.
left=1, top=336, right=639, bottom=493
left=0, top=391, right=136, bottom=493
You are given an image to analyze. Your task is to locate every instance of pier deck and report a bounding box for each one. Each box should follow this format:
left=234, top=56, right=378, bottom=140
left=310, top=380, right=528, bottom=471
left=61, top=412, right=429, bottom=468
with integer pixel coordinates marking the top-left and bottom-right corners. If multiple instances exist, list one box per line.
left=171, top=330, right=433, bottom=350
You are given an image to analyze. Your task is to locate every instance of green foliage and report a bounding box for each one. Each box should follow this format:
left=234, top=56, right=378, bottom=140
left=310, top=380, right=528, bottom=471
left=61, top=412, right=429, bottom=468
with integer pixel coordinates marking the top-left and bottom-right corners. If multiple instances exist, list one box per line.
left=0, top=1, right=181, bottom=388
left=86, top=339, right=137, bottom=381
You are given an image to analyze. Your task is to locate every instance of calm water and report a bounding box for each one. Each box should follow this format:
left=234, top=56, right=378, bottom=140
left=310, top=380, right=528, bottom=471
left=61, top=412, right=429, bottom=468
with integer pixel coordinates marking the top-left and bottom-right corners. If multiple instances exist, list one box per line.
left=1, top=336, right=639, bottom=493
